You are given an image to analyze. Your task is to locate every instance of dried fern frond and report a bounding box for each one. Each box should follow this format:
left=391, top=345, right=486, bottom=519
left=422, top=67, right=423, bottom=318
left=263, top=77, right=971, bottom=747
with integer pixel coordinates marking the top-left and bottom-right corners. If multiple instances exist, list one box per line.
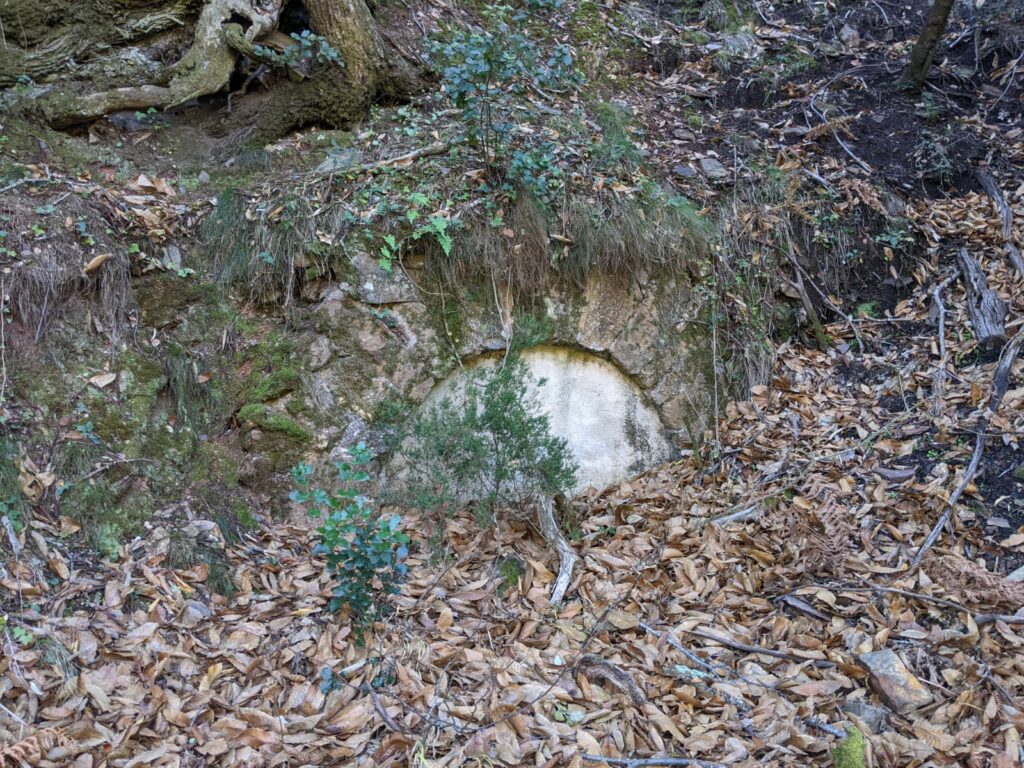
left=924, top=554, right=1024, bottom=610
left=0, top=727, right=76, bottom=766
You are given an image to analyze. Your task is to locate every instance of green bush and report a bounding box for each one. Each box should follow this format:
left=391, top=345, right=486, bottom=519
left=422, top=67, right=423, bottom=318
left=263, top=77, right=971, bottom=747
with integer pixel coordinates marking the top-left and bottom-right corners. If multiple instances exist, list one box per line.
left=290, top=444, right=409, bottom=636
left=397, top=352, right=577, bottom=526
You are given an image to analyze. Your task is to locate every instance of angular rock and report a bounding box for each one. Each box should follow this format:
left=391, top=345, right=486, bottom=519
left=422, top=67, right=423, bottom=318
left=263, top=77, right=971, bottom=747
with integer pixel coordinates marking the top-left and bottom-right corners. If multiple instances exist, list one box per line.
left=857, top=649, right=933, bottom=714
left=349, top=250, right=417, bottom=305
left=699, top=157, right=729, bottom=179
left=179, top=600, right=212, bottom=628
left=842, top=699, right=889, bottom=734
left=308, top=335, right=332, bottom=371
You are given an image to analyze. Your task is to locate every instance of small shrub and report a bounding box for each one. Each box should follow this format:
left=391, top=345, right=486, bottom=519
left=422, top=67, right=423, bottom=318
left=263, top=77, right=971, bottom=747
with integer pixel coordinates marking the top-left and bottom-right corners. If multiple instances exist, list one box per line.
left=431, top=5, right=577, bottom=164
left=397, top=352, right=577, bottom=526
left=290, top=444, right=409, bottom=635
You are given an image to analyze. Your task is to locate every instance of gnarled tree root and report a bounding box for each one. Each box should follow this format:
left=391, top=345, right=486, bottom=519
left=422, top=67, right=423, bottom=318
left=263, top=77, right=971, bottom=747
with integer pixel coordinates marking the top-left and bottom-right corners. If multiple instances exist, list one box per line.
left=42, top=0, right=284, bottom=127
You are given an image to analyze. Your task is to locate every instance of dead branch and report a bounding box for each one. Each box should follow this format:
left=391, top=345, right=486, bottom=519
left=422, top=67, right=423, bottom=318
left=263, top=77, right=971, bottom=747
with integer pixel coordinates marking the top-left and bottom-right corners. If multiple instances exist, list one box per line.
left=537, top=496, right=578, bottom=605
left=317, top=141, right=449, bottom=179
left=976, top=168, right=1024, bottom=277
left=930, top=269, right=959, bottom=415
left=956, top=248, right=1007, bottom=347
left=975, top=613, right=1024, bottom=626
left=679, top=627, right=836, bottom=668
left=976, top=169, right=1014, bottom=241
left=783, top=249, right=829, bottom=352
left=582, top=755, right=726, bottom=768
left=913, top=326, right=1024, bottom=564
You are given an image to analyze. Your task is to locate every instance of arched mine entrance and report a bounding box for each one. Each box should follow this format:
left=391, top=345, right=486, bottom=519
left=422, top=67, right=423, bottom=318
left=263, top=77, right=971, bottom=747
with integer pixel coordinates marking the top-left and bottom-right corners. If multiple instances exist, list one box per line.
left=422, top=346, right=673, bottom=494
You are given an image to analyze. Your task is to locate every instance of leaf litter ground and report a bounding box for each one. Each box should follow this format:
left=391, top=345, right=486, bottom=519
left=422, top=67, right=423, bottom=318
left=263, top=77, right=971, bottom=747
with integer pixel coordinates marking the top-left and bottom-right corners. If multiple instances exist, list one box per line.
left=3, top=234, right=1024, bottom=766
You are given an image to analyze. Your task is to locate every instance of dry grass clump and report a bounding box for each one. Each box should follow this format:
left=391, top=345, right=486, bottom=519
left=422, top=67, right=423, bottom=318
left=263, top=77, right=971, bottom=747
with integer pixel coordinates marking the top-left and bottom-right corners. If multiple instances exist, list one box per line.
left=201, top=186, right=338, bottom=305
left=2, top=191, right=134, bottom=342
left=426, top=186, right=709, bottom=298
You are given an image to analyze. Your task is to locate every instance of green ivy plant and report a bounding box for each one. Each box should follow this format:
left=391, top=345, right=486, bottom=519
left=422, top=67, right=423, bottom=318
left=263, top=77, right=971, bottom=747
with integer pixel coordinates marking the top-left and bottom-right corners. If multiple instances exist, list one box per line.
left=290, top=444, right=409, bottom=636
left=255, top=30, right=344, bottom=73
left=430, top=5, right=577, bottom=167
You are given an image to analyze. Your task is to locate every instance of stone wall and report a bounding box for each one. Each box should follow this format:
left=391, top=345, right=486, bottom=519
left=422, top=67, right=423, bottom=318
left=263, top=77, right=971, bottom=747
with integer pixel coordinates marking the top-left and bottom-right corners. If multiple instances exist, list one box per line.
left=286, top=253, right=714, bottom=487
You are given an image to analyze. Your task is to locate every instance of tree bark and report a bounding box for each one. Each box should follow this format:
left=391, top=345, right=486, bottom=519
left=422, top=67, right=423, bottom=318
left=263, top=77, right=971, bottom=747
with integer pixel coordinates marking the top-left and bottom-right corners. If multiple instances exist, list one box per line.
left=41, top=0, right=285, bottom=127
left=957, top=248, right=1006, bottom=348
left=902, top=0, right=957, bottom=92
left=217, top=0, right=422, bottom=142
left=36, top=0, right=422, bottom=138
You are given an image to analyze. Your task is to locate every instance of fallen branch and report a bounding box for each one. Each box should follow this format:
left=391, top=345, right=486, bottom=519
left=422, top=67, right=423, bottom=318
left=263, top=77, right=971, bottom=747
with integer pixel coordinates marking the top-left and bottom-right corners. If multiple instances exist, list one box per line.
left=582, top=754, right=726, bottom=768
left=680, top=627, right=835, bottom=668
left=975, top=613, right=1024, bottom=627
left=783, top=248, right=829, bottom=352
left=930, top=269, right=959, bottom=415
left=315, top=141, right=450, bottom=178
left=913, top=327, right=1024, bottom=564
left=976, top=168, right=1024, bottom=277
left=537, top=495, right=578, bottom=605
left=575, top=654, right=647, bottom=706
left=957, top=248, right=1007, bottom=347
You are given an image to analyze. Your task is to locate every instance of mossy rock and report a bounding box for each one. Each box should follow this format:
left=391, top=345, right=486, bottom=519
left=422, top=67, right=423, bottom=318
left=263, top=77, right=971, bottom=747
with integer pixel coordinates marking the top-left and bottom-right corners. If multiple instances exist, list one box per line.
left=238, top=404, right=311, bottom=471
left=136, top=273, right=222, bottom=329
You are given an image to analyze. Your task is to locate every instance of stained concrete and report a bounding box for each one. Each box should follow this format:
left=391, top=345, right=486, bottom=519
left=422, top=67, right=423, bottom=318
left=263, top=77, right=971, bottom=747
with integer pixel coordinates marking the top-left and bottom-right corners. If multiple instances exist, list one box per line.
left=423, top=346, right=673, bottom=493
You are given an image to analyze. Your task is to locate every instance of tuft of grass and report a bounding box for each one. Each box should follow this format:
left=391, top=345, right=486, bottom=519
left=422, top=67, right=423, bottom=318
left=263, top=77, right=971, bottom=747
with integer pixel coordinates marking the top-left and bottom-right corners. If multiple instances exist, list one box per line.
left=0, top=439, right=27, bottom=534
left=202, top=187, right=333, bottom=304
left=592, top=102, right=640, bottom=171
left=166, top=528, right=202, bottom=570
left=206, top=556, right=236, bottom=597
left=424, top=185, right=708, bottom=299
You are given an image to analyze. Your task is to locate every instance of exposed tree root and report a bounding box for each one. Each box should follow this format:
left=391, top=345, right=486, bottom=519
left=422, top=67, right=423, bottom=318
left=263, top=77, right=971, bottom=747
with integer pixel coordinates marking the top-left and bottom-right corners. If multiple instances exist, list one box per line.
left=42, top=0, right=284, bottom=128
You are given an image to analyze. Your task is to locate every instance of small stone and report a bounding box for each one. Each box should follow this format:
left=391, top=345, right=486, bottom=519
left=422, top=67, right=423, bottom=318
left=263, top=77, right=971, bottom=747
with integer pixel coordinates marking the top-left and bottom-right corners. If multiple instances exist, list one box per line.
left=308, top=335, right=332, bottom=371
left=179, top=600, right=212, bottom=628
left=1006, top=564, right=1024, bottom=583
left=197, top=171, right=210, bottom=183
left=673, top=164, right=697, bottom=179
left=315, top=148, right=361, bottom=174
left=858, top=649, right=933, bottom=714
left=673, top=128, right=696, bottom=141
left=1013, top=462, right=1024, bottom=482
left=699, top=157, right=729, bottom=179
left=838, top=23, right=860, bottom=48
left=249, top=428, right=264, bottom=442
left=842, top=699, right=889, bottom=734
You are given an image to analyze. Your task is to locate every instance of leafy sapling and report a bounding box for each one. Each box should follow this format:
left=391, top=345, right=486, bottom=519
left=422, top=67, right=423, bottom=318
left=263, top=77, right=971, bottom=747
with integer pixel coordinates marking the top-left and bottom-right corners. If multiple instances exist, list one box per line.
left=290, top=444, right=409, bottom=637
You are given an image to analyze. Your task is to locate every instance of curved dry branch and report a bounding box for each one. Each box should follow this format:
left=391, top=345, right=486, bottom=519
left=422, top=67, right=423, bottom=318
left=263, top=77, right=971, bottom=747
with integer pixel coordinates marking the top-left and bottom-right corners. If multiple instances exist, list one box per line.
left=537, top=496, right=578, bottom=605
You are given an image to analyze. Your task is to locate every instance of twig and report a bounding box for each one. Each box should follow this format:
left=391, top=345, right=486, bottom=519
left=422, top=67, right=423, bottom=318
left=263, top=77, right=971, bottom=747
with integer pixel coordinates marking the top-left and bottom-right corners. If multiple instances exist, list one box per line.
left=321, top=141, right=450, bottom=178
left=709, top=504, right=758, bottom=526
left=930, top=269, right=959, bottom=415
left=790, top=257, right=866, bottom=352
left=782, top=249, right=829, bottom=352
left=679, top=627, right=835, bottom=668
left=913, top=327, right=1024, bottom=564
left=975, top=613, right=1024, bottom=627
left=805, top=717, right=848, bottom=738
left=582, top=755, right=725, bottom=768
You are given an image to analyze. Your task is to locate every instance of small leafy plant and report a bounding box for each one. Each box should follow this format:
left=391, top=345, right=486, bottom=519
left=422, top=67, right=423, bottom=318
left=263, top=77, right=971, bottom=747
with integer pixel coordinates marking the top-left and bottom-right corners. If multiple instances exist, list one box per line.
left=290, top=444, right=409, bottom=636
left=431, top=5, right=577, bottom=165
left=255, top=31, right=344, bottom=73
